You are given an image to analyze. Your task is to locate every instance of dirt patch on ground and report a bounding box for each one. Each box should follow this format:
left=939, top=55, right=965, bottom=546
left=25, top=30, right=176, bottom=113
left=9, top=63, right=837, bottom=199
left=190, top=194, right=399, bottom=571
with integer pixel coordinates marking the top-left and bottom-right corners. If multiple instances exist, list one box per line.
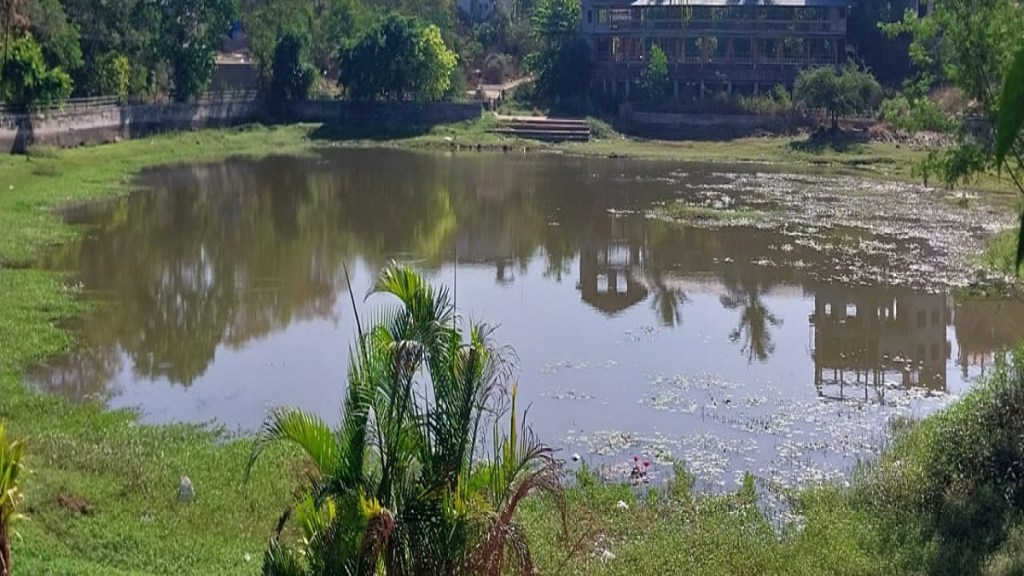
left=57, top=494, right=94, bottom=516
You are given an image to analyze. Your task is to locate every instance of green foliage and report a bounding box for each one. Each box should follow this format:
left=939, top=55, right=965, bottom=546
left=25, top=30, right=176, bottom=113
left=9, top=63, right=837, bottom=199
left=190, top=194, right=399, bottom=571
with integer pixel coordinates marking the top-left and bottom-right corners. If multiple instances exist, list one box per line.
left=884, top=0, right=1024, bottom=213
left=996, top=45, right=1024, bottom=168
left=0, top=35, right=72, bottom=110
left=0, top=420, right=26, bottom=576
left=637, top=43, right=669, bottom=104
left=879, top=94, right=955, bottom=133
left=24, top=0, right=82, bottom=73
left=239, top=0, right=313, bottom=79
left=161, top=0, right=237, bottom=101
left=481, top=51, right=516, bottom=84
left=269, top=33, right=315, bottom=117
left=338, top=13, right=458, bottom=102
left=249, top=264, right=564, bottom=575
left=857, top=346, right=1024, bottom=573
left=667, top=460, right=695, bottom=504
left=95, top=52, right=130, bottom=101
left=794, top=64, right=881, bottom=129
left=526, top=0, right=591, bottom=102
left=62, top=0, right=164, bottom=97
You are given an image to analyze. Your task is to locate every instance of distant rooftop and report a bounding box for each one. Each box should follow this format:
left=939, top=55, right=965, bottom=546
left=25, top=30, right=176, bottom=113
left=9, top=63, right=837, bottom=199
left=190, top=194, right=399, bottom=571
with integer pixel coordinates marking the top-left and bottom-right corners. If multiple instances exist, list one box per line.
left=626, top=0, right=849, bottom=6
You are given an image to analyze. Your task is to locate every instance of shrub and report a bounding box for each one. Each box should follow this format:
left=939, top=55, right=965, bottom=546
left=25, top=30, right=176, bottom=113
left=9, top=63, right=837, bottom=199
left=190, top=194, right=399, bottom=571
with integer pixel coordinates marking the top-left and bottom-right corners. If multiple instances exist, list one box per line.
left=248, top=264, right=566, bottom=576
left=860, top=345, right=1024, bottom=573
left=880, top=94, right=955, bottom=133
left=636, top=44, right=669, bottom=103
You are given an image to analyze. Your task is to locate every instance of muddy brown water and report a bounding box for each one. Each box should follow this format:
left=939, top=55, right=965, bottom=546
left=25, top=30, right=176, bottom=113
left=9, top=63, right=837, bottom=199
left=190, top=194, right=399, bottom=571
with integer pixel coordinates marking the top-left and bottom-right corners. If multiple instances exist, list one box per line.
left=31, top=149, right=1024, bottom=491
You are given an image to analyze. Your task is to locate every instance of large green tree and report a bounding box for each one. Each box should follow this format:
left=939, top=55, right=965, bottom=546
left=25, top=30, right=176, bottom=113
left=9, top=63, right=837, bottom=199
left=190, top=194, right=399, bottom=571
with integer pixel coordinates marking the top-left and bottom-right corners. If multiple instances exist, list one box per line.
left=161, top=0, right=237, bottom=101
left=794, top=64, right=881, bottom=130
left=24, top=0, right=81, bottom=73
left=268, top=32, right=315, bottom=116
left=62, top=0, right=164, bottom=96
left=338, top=13, right=457, bottom=102
left=0, top=35, right=71, bottom=109
left=526, top=0, right=591, bottom=102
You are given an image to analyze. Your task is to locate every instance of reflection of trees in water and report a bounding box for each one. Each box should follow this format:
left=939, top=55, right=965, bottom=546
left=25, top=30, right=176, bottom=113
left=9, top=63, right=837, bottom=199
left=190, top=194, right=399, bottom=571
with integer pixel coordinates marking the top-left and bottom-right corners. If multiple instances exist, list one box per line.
left=53, top=151, right=975, bottom=397
left=720, top=284, right=781, bottom=364
left=648, top=274, right=688, bottom=327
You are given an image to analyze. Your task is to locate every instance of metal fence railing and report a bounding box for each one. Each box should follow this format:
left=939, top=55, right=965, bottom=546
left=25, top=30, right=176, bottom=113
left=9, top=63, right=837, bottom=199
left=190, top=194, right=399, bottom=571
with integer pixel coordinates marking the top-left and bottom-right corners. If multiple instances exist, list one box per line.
left=0, top=90, right=261, bottom=116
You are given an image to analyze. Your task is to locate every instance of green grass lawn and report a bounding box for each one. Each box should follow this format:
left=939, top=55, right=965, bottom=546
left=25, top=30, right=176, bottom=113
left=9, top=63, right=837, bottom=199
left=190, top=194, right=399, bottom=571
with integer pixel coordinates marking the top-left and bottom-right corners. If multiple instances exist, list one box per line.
left=1, top=121, right=1022, bottom=574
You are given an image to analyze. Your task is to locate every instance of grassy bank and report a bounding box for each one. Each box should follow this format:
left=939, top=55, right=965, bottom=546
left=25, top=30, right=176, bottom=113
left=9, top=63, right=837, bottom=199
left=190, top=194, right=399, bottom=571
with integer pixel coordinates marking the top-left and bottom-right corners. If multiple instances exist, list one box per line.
left=517, top=347, right=1024, bottom=575
left=0, top=125, right=319, bottom=574
left=0, top=121, right=1020, bottom=574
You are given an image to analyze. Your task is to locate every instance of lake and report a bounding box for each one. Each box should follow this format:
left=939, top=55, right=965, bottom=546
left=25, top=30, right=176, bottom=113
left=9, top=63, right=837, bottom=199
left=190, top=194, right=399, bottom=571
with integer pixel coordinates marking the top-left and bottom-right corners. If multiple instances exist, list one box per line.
left=32, top=148, right=1024, bottom=490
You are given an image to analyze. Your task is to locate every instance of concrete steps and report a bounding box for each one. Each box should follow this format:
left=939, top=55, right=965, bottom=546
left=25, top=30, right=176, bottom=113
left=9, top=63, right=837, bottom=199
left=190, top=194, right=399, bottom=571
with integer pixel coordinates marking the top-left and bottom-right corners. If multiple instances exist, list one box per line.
left=492, top=117, right=590, bottom=142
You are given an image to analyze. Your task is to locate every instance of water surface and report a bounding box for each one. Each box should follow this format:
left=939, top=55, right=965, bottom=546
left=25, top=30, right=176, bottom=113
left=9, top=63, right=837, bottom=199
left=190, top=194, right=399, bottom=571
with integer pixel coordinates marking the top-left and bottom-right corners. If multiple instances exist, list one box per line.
left=33, top=149, right=1024, bottom=489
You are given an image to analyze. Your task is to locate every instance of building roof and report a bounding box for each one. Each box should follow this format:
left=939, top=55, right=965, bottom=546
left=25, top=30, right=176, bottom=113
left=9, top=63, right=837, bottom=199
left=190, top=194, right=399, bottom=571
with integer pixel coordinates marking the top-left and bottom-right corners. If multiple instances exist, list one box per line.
left=628, top=0, right=849, bottom=7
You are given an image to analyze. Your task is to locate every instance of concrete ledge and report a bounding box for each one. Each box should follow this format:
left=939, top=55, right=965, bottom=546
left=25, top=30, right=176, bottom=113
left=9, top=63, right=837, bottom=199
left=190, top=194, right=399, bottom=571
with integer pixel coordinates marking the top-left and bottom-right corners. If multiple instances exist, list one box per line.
left=0, top=99, right=265, bottom=153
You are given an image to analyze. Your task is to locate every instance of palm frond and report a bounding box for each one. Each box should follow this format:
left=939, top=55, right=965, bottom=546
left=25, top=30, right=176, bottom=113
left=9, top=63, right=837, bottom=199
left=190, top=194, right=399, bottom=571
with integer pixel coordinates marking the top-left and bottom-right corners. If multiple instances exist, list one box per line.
left=261, top=537, right=308, bottom=576
left=248, top=408, right=339, bottom=481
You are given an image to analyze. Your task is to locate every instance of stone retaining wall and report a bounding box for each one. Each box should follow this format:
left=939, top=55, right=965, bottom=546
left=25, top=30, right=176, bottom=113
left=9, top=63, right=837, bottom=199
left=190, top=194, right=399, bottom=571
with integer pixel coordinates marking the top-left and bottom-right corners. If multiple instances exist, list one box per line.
left=0, top=98, right=265, bottom=153
left=0, top=99, right=482, bottom=153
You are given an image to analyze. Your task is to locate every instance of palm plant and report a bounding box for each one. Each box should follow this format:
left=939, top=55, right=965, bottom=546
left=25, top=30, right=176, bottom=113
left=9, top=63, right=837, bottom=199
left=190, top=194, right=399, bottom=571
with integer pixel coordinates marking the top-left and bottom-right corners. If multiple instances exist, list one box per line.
left=248, top=264, right=565, bottom=576
left=720, top=279, right=781, bottom=364
left=0, top=420, right=26, bottom=576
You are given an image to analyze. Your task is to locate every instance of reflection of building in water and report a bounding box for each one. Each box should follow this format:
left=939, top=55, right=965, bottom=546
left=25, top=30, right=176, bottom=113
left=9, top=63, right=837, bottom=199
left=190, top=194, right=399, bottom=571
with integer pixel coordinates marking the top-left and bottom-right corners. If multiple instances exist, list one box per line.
left=954, top=299, right=1024, bottom=377
left=578, top=214, right=649, bottom=314
left=455, top=233, right=517, bottom=285
left=809, top=287, right=950, bottom=401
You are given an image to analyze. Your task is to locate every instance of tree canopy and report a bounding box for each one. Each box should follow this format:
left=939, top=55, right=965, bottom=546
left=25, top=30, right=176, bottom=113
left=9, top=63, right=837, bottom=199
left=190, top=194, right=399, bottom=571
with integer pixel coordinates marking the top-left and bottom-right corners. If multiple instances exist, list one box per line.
left=638, top=43, right=669, bottom=103
left=526, top=0, right=591, bottom=103
left=338, top=13, right=457, bottom=102
left=794, top=64, right=881, bottom=129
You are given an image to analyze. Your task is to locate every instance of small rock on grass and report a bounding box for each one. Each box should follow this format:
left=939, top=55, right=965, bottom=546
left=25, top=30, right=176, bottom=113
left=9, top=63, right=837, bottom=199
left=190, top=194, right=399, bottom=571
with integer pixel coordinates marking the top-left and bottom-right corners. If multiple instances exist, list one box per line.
left=178, top=475, right=195, bottom=502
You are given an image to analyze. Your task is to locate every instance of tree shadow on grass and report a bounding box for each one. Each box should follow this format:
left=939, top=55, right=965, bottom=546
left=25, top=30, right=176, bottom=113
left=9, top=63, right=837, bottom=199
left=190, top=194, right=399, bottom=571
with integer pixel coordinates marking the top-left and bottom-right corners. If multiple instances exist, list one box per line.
left=306, top=123, right=435, bottom=142
left=788, top=127, right=871, bottom=154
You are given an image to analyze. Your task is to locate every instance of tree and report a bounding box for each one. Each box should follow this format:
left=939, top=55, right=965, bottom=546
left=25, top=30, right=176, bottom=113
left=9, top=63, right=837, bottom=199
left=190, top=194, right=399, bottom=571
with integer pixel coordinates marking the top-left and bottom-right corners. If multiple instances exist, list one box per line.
left=794, top=64, right=881, bottom=130
left=0, top=35, right=72, bottom=110
left=269, top=33, right=315, bottom=117
left=637, top=43, right=669, bottom=103
left=62, top=0, right=164, bottom=97
left=248, top=264, right=565, bottom=576
left=161, top=0, right=237, bottom=102
left=338, top=13, right=457, bottom=102
left=0, top=0, right=27, bottom=71
left=24, top=0, right=82, bottom=74
left=883, top=0, right=1024, bottom=191
left=239, top=0, right=314, bottom=82
left=526, top=0, right=591, bottom=102
left=996, top=45, right=1024, bottom=271
left=0, top=421, right=26, bottom=576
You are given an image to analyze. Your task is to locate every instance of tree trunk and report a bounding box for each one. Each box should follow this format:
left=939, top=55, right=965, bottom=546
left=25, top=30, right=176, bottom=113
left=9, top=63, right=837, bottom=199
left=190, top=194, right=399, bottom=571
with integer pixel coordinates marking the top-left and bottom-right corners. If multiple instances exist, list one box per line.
left=0, top=522, right=10, bottom=576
